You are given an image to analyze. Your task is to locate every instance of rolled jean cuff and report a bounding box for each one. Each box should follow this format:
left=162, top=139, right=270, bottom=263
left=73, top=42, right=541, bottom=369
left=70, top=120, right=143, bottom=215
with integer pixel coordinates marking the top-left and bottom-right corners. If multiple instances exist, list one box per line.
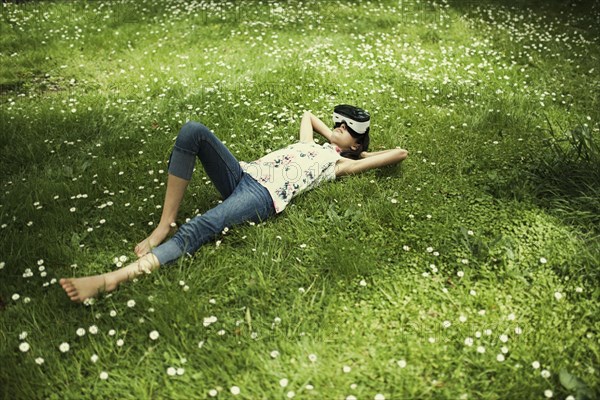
left=167, top=145, right=197, bottom=181
left=151, top=240, right=185, bottom=266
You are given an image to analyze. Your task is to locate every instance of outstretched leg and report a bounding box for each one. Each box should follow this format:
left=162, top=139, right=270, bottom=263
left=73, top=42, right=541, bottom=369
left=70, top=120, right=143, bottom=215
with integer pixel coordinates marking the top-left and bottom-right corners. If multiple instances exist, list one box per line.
left=151, top=174, right=275, bottom=265
left=60, top=253, right=160, bottom=303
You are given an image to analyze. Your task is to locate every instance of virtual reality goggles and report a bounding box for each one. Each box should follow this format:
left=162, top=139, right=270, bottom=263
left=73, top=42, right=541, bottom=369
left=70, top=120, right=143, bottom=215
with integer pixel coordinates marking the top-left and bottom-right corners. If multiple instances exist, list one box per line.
left=332, top=104, right=371, bottom=137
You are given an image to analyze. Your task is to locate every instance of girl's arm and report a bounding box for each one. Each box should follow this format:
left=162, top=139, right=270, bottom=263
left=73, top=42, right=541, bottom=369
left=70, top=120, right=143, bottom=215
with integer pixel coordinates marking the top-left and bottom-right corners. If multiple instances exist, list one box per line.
left=299, top=111, right=333, bottom=143
left=335, top=148, right=408, bottom=176
left=359, top=149, right=401, bottom=158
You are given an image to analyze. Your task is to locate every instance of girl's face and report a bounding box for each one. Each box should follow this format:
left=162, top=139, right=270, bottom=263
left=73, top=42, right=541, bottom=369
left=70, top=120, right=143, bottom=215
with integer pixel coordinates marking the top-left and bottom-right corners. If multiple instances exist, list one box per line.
left=330, top=122, right=359, bottom=151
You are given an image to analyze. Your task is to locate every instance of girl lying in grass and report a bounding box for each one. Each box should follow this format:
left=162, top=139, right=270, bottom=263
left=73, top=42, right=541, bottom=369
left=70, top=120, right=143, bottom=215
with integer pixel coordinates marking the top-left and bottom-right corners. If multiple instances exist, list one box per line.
left=60, top=105, right=408, bottom=303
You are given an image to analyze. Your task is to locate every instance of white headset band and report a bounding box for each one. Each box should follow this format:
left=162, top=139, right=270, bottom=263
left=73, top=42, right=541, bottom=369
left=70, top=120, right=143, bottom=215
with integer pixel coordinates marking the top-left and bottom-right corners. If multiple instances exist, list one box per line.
left=332, top=112, right=370, bottom=134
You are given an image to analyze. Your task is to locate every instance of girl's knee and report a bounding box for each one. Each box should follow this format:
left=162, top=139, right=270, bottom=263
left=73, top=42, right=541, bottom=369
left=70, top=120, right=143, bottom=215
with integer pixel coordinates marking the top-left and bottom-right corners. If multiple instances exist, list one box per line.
left=176, top=121, right=209, bottom=148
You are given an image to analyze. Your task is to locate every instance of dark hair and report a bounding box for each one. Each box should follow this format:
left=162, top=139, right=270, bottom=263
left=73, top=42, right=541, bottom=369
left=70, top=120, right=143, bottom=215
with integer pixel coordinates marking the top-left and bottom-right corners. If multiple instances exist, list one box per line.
left=338, top=127, right=370, bottom=160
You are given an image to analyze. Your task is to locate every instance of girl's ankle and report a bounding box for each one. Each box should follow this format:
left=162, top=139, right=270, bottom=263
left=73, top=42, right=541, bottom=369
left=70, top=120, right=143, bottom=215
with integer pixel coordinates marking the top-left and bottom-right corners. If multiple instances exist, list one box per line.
left=158, top=221, right=177, bottom=230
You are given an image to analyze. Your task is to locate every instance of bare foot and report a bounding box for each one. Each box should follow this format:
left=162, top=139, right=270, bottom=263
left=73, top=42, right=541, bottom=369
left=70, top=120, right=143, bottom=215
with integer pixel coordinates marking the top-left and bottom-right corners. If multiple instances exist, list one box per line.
left=59, top=275, right=118, bottom=303
left=134, top=223, right=177, bottom=257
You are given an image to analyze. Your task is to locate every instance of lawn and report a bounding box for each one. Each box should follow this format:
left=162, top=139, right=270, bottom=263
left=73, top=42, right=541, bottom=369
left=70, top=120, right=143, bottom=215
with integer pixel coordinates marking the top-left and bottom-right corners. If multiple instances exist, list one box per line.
left=1, top=0, right=599, bottom=399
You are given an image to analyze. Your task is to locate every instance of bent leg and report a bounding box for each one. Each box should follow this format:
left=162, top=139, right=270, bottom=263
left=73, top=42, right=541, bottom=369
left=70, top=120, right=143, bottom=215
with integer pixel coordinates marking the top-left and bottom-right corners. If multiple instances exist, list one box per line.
left=135, top=174, right=188, bottom=257
left=151, top=174, right=274, bottom=265
left=171, top=121, right=243, bottom=199
left=136, top=121, right=242, bottom=257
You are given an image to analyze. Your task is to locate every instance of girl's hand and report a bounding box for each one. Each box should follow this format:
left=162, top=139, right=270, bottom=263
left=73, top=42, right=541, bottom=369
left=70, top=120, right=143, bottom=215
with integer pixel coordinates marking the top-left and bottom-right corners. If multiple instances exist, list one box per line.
left=360, top=151, right=369, bottom=159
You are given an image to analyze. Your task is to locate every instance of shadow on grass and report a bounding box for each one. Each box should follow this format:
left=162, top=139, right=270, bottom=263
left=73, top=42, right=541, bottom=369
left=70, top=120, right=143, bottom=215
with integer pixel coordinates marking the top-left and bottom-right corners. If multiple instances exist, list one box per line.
left=530, top=121, right=600, bottom=233
left=450, top=0, right=600, bottom=19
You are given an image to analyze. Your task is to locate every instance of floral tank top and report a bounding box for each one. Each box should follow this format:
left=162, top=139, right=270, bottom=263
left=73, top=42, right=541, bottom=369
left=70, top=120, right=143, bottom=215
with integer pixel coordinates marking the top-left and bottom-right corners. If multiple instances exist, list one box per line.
left=240, top=142, right=342, bottom=213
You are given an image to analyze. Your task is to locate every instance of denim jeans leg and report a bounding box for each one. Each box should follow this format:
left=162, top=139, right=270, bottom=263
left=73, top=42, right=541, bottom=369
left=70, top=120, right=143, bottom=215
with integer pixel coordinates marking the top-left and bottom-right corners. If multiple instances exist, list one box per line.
left=151, top=174, right=275, bottom=265
left=168, top=121, right=243, bottom=199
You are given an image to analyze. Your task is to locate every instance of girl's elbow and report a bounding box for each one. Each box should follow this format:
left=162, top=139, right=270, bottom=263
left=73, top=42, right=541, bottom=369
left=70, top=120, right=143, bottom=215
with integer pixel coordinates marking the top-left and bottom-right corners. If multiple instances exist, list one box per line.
left=396, top=149, right=408, bottom=161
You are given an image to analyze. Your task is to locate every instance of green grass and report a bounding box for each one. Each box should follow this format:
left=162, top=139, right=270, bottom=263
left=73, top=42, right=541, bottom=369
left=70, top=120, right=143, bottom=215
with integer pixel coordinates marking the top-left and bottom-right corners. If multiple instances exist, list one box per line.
left=1, top=0, right=599, bottom=399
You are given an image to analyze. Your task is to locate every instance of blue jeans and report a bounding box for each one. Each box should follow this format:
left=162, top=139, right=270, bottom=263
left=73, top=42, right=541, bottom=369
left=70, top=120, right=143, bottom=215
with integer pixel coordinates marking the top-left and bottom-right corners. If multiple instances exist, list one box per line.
left=151, top=121, right=275, bottom=265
